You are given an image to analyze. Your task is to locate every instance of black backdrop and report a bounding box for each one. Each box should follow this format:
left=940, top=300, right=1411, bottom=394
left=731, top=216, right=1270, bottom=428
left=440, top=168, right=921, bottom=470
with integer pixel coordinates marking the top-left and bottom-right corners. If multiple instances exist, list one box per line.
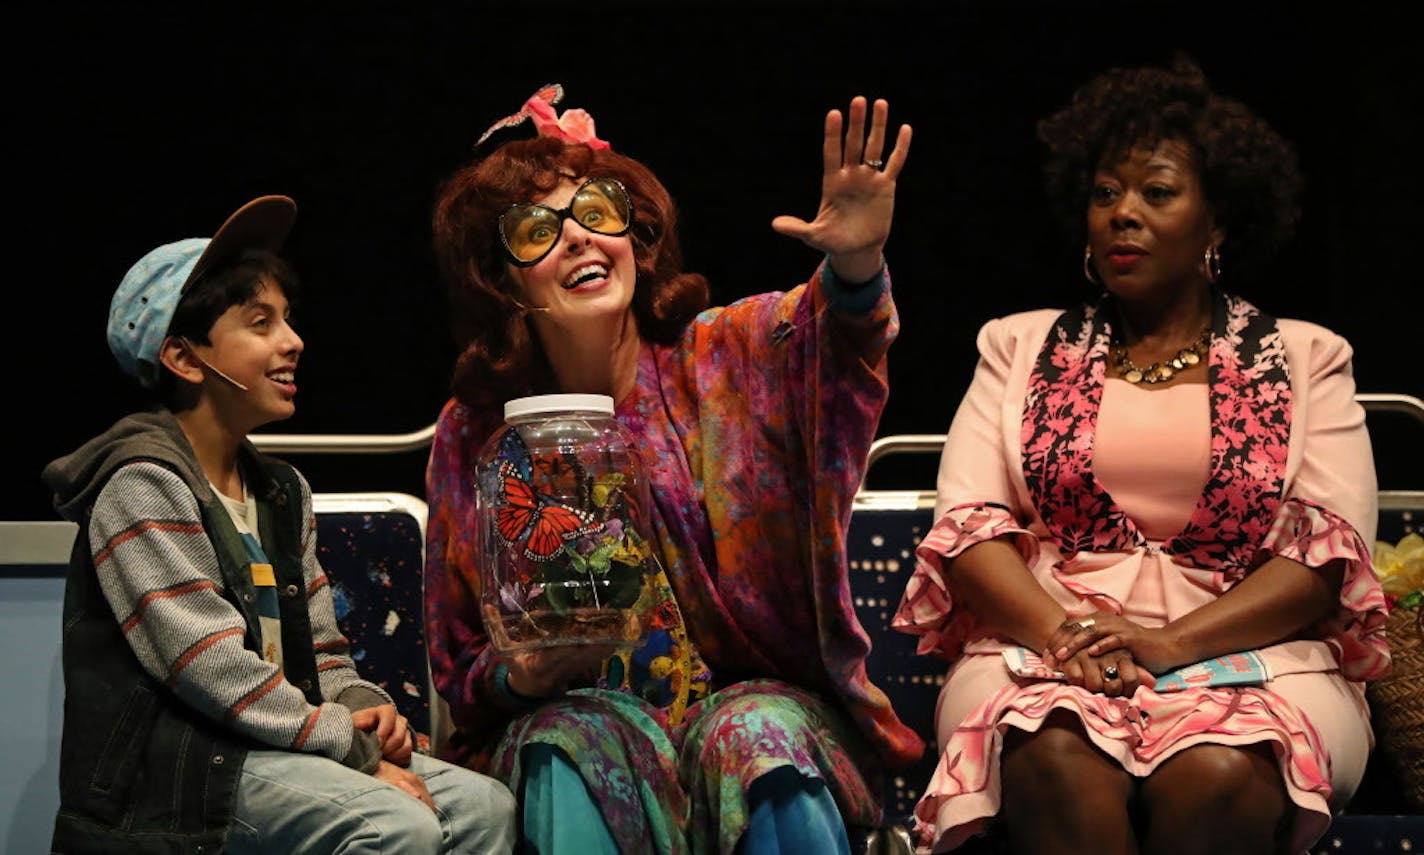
left=12, top=1, right=1421, bottom=523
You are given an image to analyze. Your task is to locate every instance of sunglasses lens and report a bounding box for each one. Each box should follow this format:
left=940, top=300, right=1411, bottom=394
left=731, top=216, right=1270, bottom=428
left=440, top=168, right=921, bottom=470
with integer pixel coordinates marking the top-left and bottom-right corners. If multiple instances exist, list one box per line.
left=499, top=179, right=633, bottom=265
left=501, top=206, right=563, bottom=264
left=570, top=179, right=631, bottom=236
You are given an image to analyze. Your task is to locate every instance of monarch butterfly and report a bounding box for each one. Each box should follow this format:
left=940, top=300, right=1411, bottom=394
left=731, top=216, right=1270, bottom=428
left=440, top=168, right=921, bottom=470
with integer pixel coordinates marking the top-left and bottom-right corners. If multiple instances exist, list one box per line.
left=494, top=460, right=602, bottom=562
left=475, top=83, right=564, bottom=149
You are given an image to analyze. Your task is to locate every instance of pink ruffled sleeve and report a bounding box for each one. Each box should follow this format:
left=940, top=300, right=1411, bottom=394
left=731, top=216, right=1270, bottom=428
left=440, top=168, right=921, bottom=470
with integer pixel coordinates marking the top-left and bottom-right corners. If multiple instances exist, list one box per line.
left=893, top=502, right=1038, bottom=659
left=892, top=316, right=1044, bottom=659
left=1258, top=327, right=1389, bottom=680
left=1256, top=497, right=1390, bottom=680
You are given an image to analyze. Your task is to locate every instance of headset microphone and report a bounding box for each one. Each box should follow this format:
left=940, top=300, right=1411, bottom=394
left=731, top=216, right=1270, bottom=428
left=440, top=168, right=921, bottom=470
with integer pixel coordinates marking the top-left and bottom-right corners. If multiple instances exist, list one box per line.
left=509, top=297, right=552, bottom=313
left=180, top=338, right=249, bottom=391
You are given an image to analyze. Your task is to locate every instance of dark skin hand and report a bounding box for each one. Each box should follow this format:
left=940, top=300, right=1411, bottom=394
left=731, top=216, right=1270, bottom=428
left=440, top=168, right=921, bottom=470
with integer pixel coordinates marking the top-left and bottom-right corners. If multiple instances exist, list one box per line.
left=947, top=540, right=1147, bottom=697
left=1051, top=619, right=1147, bottom=698
left=1042, top=555, right=1345, bottom=676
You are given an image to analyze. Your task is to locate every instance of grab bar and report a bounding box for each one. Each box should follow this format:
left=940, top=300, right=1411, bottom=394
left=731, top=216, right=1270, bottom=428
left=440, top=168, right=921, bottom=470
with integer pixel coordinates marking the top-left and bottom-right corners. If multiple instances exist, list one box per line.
left=250, top=423, right=436, bottom=454
left=249, top=394, right=1421, bottom=457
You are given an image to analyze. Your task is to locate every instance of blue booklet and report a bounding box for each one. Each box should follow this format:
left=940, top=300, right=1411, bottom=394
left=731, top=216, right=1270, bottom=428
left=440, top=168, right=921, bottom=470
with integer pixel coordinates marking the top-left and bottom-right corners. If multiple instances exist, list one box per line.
left=1003, top=647, right=1272, bottom=691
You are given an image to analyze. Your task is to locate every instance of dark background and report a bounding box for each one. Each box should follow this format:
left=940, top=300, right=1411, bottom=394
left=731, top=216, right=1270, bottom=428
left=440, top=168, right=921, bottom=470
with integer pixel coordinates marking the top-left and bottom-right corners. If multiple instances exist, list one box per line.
left=11, top=1, right=1421, bottom=523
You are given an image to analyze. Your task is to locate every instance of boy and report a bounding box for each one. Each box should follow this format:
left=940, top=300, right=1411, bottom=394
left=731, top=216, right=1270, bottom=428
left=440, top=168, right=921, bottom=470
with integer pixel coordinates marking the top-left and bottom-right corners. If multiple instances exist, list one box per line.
left=42, top=196, right=516, bottom=853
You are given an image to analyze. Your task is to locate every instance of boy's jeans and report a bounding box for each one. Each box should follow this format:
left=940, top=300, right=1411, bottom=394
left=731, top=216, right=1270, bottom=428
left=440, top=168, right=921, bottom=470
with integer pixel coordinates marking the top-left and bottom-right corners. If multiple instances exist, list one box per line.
left=229, top=749, right=516, bottom=853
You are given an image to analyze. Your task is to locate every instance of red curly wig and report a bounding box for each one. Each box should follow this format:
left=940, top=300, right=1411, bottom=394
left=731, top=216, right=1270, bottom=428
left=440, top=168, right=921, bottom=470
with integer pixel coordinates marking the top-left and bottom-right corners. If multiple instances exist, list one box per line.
left=432, top=137, right=710, bottom=407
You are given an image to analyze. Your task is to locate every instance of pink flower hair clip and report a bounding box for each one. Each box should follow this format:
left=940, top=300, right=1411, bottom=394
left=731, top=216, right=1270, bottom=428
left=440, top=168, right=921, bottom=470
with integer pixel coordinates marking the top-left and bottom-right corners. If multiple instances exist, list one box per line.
left=474, top=83, right=612, bottom=151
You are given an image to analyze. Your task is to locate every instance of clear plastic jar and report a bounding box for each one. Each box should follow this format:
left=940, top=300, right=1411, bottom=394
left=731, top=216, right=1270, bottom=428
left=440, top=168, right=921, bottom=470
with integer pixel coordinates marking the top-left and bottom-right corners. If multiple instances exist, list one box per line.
left=474, top=393, right=654, bottom=652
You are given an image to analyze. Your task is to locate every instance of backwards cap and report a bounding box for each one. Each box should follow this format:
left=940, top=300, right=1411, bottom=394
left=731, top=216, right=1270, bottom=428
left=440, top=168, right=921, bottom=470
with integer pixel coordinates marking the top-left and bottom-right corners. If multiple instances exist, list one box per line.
left=107, top=195, right=297, bottom=387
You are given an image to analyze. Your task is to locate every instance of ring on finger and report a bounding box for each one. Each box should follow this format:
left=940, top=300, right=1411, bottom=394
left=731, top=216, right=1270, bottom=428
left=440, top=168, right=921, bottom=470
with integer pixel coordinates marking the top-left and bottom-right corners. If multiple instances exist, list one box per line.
left=1072, top=617, right=1096, bottom=632
left=865, top=159, right=885, bottom=169
left=1103, top=665, right=1120, bottom=681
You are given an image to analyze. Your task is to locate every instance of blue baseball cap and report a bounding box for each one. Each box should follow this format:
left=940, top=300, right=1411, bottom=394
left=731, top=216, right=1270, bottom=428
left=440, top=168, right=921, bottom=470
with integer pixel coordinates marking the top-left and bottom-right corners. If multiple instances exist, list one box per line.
left=107, top=195, right=297, bottom=387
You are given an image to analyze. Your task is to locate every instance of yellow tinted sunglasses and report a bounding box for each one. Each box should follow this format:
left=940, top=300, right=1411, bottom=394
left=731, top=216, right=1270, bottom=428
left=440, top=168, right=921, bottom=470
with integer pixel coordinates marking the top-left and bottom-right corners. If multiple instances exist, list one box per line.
left=498, top=177, right=633, bottom=266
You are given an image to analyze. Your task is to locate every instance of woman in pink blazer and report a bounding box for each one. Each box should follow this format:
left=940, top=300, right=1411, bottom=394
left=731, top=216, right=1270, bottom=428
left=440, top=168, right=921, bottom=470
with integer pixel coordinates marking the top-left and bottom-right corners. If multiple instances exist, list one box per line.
left=893, top=55, right=1388, bottom=854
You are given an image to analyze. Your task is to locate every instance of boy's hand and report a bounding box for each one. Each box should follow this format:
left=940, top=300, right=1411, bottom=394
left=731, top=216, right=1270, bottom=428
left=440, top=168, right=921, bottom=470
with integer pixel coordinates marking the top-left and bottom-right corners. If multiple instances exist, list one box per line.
left=351, top=704, right=414, bottom=766
left=373, top=760, right=436, bottom=812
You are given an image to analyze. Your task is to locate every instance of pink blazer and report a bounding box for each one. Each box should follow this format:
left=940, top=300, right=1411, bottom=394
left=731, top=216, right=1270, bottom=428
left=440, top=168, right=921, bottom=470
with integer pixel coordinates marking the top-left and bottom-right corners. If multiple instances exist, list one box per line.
left=896, top=302, right=1389, bottom=683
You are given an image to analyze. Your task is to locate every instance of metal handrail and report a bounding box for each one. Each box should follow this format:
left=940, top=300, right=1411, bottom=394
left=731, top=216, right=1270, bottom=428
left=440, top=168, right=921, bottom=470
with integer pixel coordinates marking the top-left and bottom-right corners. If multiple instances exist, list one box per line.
left=250, top=423, right=437, bottom=454
left=864, top=434, right=948, bottom=474
left=1355, top=393, right=1424, bottom=424
left=247, top=393, right=1421, bottom=457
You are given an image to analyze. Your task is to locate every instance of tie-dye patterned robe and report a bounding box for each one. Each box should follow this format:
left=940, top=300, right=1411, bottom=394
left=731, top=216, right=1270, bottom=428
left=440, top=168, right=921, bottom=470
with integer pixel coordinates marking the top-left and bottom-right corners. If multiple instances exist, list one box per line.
left=425, top=263, right=924, bottom=851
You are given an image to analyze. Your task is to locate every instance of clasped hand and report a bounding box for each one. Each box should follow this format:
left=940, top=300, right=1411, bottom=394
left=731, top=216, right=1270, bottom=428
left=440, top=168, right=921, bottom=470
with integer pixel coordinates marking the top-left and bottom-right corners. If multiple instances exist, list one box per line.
left=351, top=702, right=414, bottom=765
left=1043, top=612, right=1183, bottom=698
left=772, top=96, right=912, bottom=283
left=352, top=703, right=435, bottom=811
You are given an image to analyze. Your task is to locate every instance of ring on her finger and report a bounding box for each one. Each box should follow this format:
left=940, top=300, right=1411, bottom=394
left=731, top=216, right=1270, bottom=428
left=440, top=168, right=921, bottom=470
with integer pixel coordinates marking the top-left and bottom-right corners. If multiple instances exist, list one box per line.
left=865, top=159, right=885, bottom=169
left=1072, top=617, right=1096, bottom=632
left=1103, top=665, right=1120, bottom=681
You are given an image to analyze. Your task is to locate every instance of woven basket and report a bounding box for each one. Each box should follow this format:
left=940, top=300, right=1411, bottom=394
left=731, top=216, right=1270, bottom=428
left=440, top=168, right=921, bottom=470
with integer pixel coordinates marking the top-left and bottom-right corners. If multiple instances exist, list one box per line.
left=1366, top=603, right=1424, bottom=811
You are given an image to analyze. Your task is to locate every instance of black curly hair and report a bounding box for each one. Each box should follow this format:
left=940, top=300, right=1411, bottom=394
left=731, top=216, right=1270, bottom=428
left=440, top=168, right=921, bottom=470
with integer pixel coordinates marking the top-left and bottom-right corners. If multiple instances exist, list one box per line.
left=1038, top=54, right=1303, bottom=281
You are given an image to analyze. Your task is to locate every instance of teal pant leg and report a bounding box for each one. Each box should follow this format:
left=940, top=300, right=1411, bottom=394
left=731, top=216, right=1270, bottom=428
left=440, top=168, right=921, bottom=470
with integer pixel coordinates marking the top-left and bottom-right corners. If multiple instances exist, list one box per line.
left=739, top=766, right=851, bottom=855
left=522, top=742, right=621, bottom=855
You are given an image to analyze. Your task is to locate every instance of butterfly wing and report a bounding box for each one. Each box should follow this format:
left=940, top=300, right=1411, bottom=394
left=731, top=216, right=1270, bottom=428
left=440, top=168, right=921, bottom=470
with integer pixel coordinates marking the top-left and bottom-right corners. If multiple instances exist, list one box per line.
left=474, top=83, right=565, bottom=148
left=523, top=501, right=602, bottom=562
left=494, top=462, right=538, bottom=547
left=498, top=428, right=534, bottom=482
left=528, top=83, right=564, bottom=108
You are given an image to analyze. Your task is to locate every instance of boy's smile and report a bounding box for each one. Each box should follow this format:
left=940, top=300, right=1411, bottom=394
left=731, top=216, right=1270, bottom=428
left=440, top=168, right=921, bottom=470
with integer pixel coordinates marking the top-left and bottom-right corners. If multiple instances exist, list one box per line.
left=195, top=279, right=303, bottom=430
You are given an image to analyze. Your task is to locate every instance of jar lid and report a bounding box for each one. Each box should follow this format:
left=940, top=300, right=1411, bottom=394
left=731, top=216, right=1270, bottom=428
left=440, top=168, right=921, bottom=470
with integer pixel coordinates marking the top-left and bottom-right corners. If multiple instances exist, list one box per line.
left=504, top=393, right=615, bottom=421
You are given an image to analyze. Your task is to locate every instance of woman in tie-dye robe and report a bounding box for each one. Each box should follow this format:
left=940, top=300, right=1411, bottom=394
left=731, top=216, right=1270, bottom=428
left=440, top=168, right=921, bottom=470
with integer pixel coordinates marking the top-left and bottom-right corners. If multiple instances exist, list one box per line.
left=424, top=89, right=922, bottom=854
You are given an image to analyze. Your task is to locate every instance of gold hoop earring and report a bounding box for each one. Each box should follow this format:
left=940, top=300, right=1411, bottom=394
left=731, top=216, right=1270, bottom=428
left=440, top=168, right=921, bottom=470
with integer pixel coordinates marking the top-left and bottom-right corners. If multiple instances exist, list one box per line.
left=1204, top=245, right=1222, bottom=285
left=1083, top=245, right=1102, bottom=286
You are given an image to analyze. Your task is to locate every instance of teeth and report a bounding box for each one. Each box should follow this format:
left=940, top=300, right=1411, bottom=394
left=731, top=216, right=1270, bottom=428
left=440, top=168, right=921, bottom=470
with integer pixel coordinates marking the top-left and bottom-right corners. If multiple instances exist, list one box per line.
left=270, top=372, right=294, bottom=383
left=562, top=264, right=608, bottom=289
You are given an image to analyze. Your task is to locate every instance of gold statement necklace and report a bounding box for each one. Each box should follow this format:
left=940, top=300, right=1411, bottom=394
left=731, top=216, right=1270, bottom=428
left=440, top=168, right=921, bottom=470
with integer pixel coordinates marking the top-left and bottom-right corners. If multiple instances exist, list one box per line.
left=1110, top=327, right=1211, bottom=384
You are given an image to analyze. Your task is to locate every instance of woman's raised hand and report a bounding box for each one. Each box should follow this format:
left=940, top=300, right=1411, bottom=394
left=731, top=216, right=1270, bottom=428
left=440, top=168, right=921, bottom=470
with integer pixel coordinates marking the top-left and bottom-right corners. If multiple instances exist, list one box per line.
left=772, top=96, right=912, bottom=283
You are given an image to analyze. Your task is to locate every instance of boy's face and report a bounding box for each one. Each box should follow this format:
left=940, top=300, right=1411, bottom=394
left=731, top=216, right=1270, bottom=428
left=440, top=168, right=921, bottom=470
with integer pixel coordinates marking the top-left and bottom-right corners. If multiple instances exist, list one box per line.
left=198, top=279, right=303, bottom=430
